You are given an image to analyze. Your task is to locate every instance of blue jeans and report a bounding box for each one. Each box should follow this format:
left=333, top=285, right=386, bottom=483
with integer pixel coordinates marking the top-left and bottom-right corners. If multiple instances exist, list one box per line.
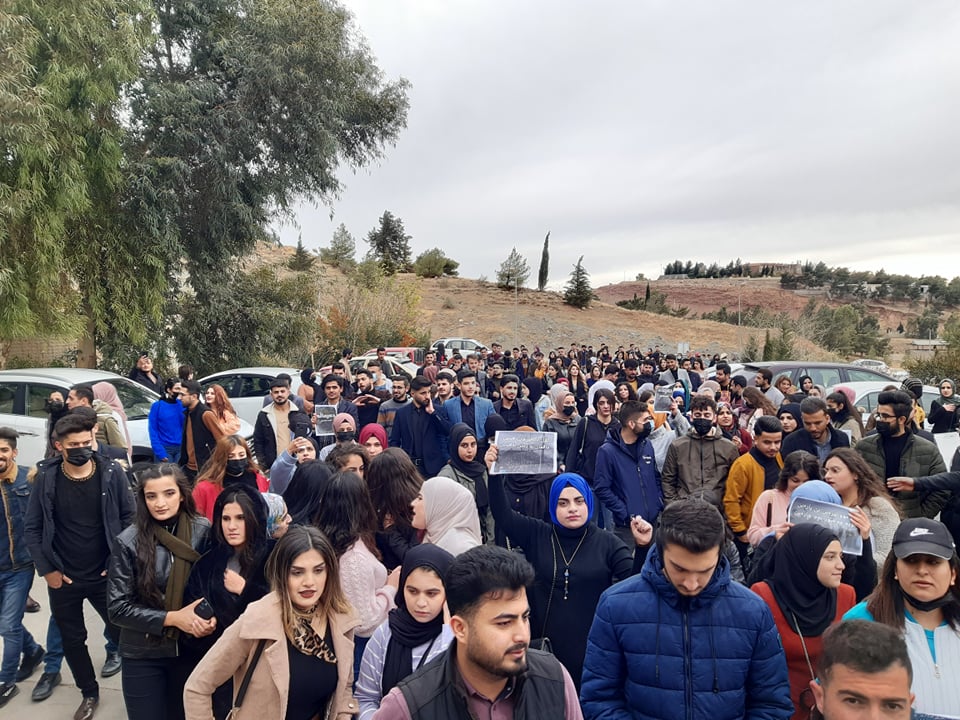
left=43, top=608, right=118, bottom=674
left=0, top=568, right=41, bottom=684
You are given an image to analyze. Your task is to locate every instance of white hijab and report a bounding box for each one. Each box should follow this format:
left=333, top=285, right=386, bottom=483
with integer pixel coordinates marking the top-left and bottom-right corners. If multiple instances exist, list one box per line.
left=422, top=476, right=482, bottom=556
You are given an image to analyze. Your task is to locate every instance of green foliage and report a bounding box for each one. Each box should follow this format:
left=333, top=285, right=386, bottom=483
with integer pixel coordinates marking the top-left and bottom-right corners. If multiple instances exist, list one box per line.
left=904, top=349, right=960, bottom=385
left=316, top=276, right=428, bottom=364
left=131, top=0, right=410, bottom=285
left=943, top=314, right=960, bottom=349
left=321, top=224, right=357, bottom=272
left=662, top=259, right=745, bottom=278
left=413, top=249, right=459, bottom=278
left=907, top=307, right=941, bottom=339
left=617, top=290, right=689, bottom=317
left=351, top=258, right=387, bottom=290
left=537, top=232, right=550, bottom=292
left=762, top=329, right=775, bottom=361
left=563, top=256, right=592, bottom=309
left=175, top=263, right=321, bottom=373
left=496, top=248, right=530, bottom=290
left=741, top=335, right=761, bottom=362
left=366, top=211, right=413, bottom=275
left=288, top=237, right=316, bottom=272
left=800, top=301, right=888, bottom=357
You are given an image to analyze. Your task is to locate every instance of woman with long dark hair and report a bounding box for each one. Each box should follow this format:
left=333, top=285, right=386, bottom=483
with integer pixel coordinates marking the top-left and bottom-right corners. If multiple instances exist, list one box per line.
left=566, top=362, right=590, bottom=415
left=184, top=526, right=359, bottom=720
left=311, top=471, right=398, bottom=678
left=747, top=450, right=820, bottom=546
left=192, top=435, right=268, bottom=522
left=282, top=460, right=332, bottom=526
left=107, top=465, right=213, bottom=720
left=716, top=400, right=752, bottom=454
left=366, top=448, right=423, bottom=570
left=844, top=517, right=960, bottom=718
left=184, top=486, right=273, bottom=719
left=738, top=387, right=778, bottom=435
left=826, top=391, right=863, bottom=447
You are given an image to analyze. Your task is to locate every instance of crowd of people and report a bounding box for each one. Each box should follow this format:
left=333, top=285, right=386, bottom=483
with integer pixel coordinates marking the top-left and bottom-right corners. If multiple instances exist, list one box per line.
left=0, top=342, right=959, bottom=720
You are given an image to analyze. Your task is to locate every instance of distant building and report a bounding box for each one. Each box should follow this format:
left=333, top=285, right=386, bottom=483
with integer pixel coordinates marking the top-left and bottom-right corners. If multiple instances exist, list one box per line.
left=742, top=262, right=802, bottom=276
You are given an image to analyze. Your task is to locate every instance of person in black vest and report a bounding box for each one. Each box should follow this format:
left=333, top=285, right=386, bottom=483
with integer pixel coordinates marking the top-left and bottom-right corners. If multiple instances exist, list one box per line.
left=372, top=544, right=583, bottom=719
left=178, top=380, right=224, bottom=483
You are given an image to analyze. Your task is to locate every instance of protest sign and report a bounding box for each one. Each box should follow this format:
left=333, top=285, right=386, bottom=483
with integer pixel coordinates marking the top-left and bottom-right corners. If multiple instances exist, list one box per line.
left=491, top=431, right=557, bottom=475
left=653, top=386, right=674, bottom=413
left=788, top=497, right=863, bottom=555
left=315, top=405, right=337, bottom=436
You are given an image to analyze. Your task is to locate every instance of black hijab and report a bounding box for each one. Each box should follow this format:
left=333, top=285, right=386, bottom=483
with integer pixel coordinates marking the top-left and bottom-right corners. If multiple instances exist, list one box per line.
left=522, top=377, right=544, bottom=404
left=767, top=523, right=840, bottom=636
left=448, top=423, right=489, bottom=506
left=381, top=544, right=455, bottom=695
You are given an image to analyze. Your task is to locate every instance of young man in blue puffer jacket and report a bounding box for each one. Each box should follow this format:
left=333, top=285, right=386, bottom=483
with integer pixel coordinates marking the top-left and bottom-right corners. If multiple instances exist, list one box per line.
left=581, top=498, right=793, bottom=720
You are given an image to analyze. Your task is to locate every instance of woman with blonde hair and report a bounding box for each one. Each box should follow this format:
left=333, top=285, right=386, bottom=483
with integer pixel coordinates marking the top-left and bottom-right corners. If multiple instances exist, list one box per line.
left=203, top=385, right=241, bottom=436
left=183, top=525, right=359, bottom=720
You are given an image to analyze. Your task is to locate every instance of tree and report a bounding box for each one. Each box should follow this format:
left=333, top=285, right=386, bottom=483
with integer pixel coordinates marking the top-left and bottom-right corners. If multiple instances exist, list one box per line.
left=413, top=249, right=459, bottom=278
left=537, top=232, right=550, bottom=291
left=496, top=248, right=530, bottom=290
left=564, top=256, right=592, bottom=309
left=320, top=224, right=357, bottom=272
left=366, top=211, right=412, bottom=275
left=129, top=0, right=410, bottom=366
left=288, top=236, right=316, bottom=271
left=762, top=329, right=775, bottom=361
left=0, top=0, right=157, bottom=359
left=742, top=335, right=761, bottom=363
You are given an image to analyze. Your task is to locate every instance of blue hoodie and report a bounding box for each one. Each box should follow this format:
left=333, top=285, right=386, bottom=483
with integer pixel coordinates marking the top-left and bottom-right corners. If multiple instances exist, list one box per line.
left=148, top=397, right=186, bottom=460
left=593, top=426, right=663, bottom=527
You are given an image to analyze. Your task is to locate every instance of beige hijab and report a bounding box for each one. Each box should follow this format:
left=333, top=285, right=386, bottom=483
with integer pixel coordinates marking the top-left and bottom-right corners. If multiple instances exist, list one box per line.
left=422, top=476, right=482, bottom=556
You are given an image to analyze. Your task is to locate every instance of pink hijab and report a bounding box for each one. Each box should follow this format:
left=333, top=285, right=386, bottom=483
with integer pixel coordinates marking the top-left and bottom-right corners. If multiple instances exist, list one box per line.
left=93, top=382, right=132, bottom=452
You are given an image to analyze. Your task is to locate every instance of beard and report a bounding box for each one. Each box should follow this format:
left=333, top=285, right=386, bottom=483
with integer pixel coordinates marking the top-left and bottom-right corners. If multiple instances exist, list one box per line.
left=466, top=641, right=528, bottom=679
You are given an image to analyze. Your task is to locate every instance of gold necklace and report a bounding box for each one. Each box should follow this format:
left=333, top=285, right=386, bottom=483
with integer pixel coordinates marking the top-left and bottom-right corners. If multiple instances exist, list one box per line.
left=63, top=460, right=96, bottom=483
left=553, top=529, right=589, bottom=600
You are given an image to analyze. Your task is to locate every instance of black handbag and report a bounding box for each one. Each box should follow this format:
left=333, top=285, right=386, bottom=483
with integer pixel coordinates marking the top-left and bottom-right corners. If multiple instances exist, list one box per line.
left=226, top=638, right=267, bottom=719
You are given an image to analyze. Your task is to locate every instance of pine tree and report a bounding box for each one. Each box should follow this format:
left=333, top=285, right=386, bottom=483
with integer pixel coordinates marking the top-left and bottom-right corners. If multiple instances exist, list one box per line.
left=762, top=329, right=775, bottom=360
left=564, top=256, right=592, bottom=309
left=644, top=282, right=651, bottom=305
left=366, top=211, right=412, bottom=275
left=320, top=224, right=357, bottom=271
left=537, top=232, right=550, bottom=291
left=288, top=236, right=316, bottom=271
left=496, top=248, right=530, bottom=290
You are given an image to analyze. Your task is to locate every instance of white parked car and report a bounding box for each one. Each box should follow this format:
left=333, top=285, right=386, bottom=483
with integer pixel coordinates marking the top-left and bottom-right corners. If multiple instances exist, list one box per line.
left=199, top=367, right=303, bottom=427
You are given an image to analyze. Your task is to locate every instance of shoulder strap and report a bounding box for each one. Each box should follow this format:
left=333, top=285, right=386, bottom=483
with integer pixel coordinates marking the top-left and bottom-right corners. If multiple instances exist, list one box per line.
left=233, top=639, right=267, bottom=709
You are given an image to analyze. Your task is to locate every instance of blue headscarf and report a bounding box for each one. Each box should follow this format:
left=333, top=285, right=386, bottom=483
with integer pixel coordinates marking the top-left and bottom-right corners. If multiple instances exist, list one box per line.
left=548, top=472, right=594, bottom=526
left=788, top=479, right=842, bottom=515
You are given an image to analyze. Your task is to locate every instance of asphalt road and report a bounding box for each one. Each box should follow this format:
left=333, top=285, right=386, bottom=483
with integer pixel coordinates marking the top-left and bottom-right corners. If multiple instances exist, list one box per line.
left=7, top=574, right=126, bottom=719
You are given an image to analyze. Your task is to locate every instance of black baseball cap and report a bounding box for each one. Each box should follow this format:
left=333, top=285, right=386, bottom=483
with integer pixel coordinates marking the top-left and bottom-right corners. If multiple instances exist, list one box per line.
left=892, top=518, right=956, bottom=560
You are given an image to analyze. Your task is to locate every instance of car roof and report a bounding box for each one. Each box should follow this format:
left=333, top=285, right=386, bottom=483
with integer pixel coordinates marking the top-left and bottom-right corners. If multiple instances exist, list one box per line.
left=830, top=380, right=936, bottom=393
left=200, top=367, right=300, bottom=379
left=0, top=368, right=126, bottom=383
left=744, top=361, right=881, bottom=369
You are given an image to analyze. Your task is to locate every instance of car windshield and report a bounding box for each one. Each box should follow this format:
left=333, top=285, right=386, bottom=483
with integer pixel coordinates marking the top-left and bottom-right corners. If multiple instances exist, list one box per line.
left=105, top=379, right=157, bottom=420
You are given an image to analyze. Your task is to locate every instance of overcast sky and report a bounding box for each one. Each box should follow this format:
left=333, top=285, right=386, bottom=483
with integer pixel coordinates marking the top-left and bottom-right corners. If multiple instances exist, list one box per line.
left=274, top=1, right=960, bottom=289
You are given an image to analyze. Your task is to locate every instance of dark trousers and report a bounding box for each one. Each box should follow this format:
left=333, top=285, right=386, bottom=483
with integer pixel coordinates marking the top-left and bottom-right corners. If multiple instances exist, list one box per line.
left=121, top=655, right=194, bottom=720
left=47, top=577, right=119, bottom=698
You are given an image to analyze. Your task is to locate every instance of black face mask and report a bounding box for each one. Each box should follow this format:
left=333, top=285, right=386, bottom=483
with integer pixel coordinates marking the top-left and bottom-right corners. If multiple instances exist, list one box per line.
left=65, top=447, right=94, bottom=466
left=634, top=421, right=652, bottom=441
left=692, top=418, right=714, bottom=436
left=875, top=420, right=895, bottom=436
left=226, top=459, right=247, bottom=476
left=899, top=585, right=959, bottom=613
left=45, top=399, right=65, bottom=414
left=826, top=408, right=840, bottom=419
left=335, top=431, right=355, bottom=443
left=561, top=406, right=575, bottom=416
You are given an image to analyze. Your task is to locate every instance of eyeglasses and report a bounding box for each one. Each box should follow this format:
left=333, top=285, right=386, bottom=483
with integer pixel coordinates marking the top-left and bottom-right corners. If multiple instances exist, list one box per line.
left=875, top=413, right=897, bottom=421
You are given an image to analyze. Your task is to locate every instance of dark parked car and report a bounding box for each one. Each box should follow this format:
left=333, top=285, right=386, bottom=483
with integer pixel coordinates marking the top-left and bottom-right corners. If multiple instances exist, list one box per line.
left=735, top=362, right=895, bottom=389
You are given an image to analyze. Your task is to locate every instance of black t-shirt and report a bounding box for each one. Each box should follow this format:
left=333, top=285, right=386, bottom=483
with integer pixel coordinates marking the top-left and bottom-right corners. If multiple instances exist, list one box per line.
left=881, top=433, right=910, bottom=480
left=460, top=398, right=477, bottom=434
left=53, top=463, right=109, bottom=582
left=356, top=391, right=381, bottom=427
left=285, top=631, right=337, bottom=720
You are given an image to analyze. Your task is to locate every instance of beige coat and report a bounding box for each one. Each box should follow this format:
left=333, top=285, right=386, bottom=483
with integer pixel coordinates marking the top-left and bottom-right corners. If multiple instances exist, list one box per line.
left=183, top=592, right=360, bottom=720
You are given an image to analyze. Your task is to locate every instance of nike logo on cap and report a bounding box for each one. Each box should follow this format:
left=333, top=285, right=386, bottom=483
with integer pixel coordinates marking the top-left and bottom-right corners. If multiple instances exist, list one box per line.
left=909, top=528, right=933, bottom=537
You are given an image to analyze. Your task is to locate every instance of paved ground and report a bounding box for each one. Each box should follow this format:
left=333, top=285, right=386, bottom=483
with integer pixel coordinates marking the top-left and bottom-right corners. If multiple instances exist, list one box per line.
left=7, top=574, right=125, bottom=719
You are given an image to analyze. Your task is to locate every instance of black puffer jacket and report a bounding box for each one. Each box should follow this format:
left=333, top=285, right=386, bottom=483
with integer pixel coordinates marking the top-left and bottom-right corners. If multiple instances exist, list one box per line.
left=107, top=515, right=211, bottom=659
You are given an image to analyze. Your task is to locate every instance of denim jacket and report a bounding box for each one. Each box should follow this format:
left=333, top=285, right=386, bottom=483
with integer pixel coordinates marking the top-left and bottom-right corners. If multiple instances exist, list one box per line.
left=1, top=466, right=33, bottom=571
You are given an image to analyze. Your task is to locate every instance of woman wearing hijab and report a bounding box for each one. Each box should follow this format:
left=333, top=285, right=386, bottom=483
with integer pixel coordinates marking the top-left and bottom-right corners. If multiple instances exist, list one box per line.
left=438, top=424, right=494, bottom=544
left=359, top=423, right=388, bottom=459
left=749, top=480, right=878, bottom=600
left=522, top=376, right=550, bottom=429
left=92, top=381, right=132, bottom=457
left=929, top=378, right=960, bottom=434
left=717, top=400, right=752, bottom=454
left=318, top=413, right=357, bottom=461
left=751, top=524, right=856, bottom=719
left=776, top=403, right=802, bottom=437
left=542, top=386, right=581, bottom=470
left=486, top=468, right=634, bottom=691
left=410, top=476, right=482, bottom=556
left=356, top=545, right=455, bottom=719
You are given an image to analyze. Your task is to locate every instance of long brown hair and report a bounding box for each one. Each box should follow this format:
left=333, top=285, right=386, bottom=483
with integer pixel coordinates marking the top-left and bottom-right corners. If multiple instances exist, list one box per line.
left=266, top=525, right=350, bottom=643
left=134, top=464, right=197, bottom=608
left=825, top=447, right=897, bottom=510
left=742, top=386, right=778, bottom=416
left=866, top=549, right=960, bottom=630
left=206, top=384, right=236, bottom=421
left=366, top=447, right=422, bottom=533
left=197, top=434, right=259, bottom=487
